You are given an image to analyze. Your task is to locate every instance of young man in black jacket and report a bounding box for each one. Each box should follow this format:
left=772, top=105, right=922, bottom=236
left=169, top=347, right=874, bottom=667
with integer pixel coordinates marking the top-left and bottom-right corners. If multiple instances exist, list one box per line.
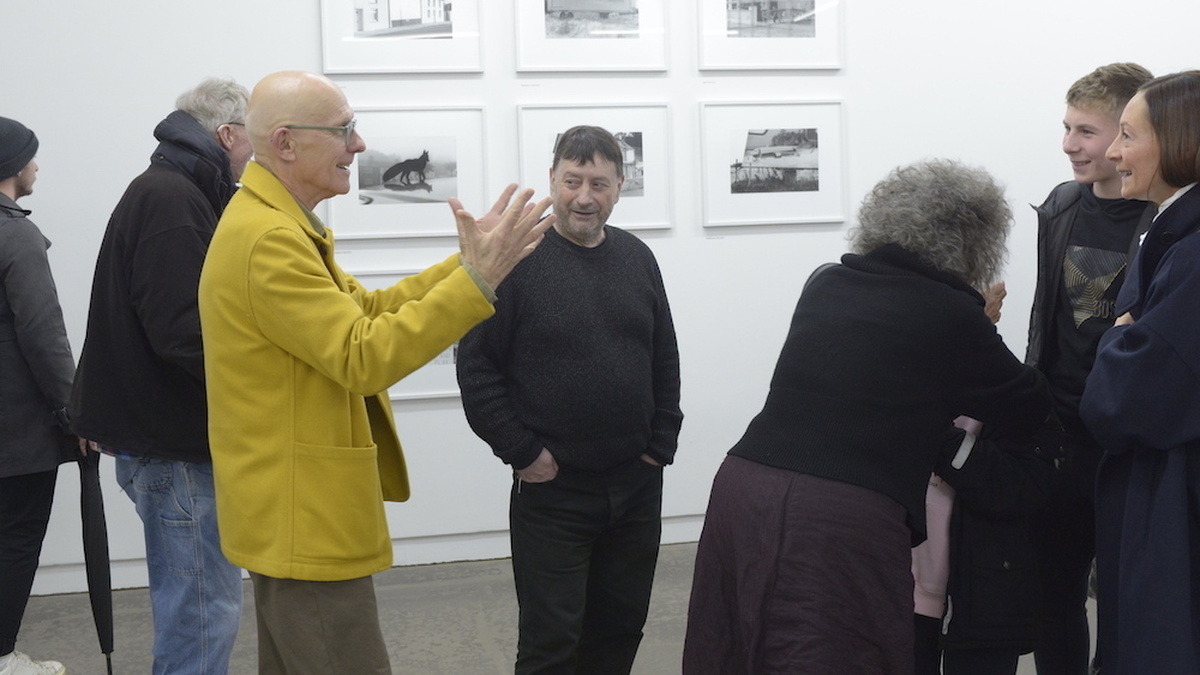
left=69, top=78, right=252, bottom=675
left=1025, top=63, right=1154, bottom=675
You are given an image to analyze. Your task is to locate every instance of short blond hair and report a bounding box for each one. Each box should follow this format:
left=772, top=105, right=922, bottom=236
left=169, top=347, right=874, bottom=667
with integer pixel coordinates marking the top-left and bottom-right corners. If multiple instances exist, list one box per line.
left=1066, top=63, right=1153, bottom=116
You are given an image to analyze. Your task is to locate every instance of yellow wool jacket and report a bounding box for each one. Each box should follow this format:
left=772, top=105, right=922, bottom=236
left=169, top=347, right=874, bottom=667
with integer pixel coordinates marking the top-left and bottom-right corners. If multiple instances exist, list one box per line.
left=198, top=161, right=494, bottom=581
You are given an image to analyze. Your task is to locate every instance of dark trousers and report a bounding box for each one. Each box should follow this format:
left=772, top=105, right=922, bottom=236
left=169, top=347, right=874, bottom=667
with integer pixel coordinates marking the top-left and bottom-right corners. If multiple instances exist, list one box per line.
left=1029, top=475, right=1095, bottom=675
left=509, top=458, right=663, bottom=675
left=914, top=614, right=1019, bottom=675
left=0, top=470, right=58, bottom=655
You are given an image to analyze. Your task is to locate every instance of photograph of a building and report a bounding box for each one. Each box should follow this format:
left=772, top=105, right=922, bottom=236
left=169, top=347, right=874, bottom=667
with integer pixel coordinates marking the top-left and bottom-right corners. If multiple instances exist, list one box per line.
left=729, top=128, right=818, bottom=193
left=726, top=0, right=816, bottom=38
left=355, top=0, right=453, bottom=38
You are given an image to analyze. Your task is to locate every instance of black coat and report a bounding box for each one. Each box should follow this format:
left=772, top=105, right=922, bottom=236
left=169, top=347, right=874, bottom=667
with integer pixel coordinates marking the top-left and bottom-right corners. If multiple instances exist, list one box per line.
left=728, top=244, right=1050, bottom=542
left=936, top=428, right=1059, bottom=652
left=69, top=111, right=235, bottom=461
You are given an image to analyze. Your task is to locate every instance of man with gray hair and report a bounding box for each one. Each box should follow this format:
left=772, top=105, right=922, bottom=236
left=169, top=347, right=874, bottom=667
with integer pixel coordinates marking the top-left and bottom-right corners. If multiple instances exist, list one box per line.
left=70, top=77, right=252, bottom=675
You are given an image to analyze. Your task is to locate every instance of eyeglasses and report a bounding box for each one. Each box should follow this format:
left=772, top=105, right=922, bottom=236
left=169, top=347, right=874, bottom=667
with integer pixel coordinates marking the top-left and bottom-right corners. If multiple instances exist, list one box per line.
left=283, top=118, right=357, bottom=147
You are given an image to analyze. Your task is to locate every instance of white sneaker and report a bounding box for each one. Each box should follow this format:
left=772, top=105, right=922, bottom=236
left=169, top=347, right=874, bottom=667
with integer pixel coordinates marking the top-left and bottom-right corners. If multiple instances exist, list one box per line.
left=0, top=652, right=65, bottom=675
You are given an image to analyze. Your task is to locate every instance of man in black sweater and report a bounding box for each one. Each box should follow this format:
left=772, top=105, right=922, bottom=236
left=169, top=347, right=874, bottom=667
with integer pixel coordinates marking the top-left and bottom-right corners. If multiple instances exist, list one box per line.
left=69, top=78, right=252, bottom=675
left=458, top=125, right=682, bottom=674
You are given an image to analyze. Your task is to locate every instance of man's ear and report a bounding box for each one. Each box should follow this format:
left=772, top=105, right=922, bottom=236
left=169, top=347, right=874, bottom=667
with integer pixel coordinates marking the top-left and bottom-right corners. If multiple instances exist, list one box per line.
left=215, top=125, right=236, bottom=153
left=271, top=127, right=297, bottom=162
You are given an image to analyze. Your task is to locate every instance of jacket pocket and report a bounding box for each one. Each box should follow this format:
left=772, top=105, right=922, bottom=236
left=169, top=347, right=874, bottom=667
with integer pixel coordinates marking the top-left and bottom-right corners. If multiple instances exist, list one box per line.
left=291, top=441, right=386, bottom=564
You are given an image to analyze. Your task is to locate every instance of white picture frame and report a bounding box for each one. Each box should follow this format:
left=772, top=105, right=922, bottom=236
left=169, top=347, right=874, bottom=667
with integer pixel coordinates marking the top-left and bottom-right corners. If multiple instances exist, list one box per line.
left=320, top=0, right=482, bottom=74
left=700, top=101, right=845, bottom=227
left=329, top=106, right=486, bottom=239
left=515, top=0, right=667, bottom=72
left=698, top=0, right=843, bottom=70
left=517, top=104, right=672, bottom=230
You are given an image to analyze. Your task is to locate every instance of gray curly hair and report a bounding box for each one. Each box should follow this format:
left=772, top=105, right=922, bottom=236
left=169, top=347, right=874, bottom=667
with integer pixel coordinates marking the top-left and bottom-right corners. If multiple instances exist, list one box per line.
left=849, top=159, right=1011, bottom=289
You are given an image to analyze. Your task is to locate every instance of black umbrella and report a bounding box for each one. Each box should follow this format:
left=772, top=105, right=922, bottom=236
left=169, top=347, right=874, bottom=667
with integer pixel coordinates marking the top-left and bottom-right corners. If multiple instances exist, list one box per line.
left=78, top=449, right=114, bottom=674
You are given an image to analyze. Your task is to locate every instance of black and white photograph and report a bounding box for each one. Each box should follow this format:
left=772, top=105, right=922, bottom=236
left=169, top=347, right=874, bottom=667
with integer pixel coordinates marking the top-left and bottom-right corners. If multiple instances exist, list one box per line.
left=328, top=107, right=486, bottom=238
left=702, top=101, right=844, bottom=227
left=519, top=104, right=671, bottom=229
left=729, top=128, right=819, bottom=193
left=544, top=0, right=640, bottom=39
left=357, top=136, right=458, bottom=205
left=727, top=0, right=815, bottom=38
left=516, top=0, right=666, bottom=70
left=699, top=0, right=841, bottom=69
left=321, top=0, right=481, bottom=72
left=353, top=0, right=453, bottom=38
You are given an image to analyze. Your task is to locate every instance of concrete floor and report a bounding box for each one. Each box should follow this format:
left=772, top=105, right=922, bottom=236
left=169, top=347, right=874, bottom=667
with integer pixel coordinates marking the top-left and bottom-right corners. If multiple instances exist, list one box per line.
left=18, top=540, right=1085, bottom=674
left=18, top=543, right=696, bottom=674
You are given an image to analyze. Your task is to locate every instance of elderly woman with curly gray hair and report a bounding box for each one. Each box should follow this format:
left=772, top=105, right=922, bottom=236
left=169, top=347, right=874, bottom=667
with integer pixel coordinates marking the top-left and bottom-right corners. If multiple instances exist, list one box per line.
left=682, top=159, right=1052, bottom=675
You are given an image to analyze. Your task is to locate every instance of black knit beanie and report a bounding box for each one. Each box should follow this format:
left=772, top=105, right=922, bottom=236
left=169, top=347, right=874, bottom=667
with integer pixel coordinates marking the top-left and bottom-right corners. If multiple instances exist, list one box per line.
left=0, top=116, right=39, bottom=180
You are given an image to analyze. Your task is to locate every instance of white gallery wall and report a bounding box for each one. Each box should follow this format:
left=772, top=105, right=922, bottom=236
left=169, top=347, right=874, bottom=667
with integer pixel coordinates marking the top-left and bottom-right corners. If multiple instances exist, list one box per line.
left=5, top=0, right=1197, bottom=594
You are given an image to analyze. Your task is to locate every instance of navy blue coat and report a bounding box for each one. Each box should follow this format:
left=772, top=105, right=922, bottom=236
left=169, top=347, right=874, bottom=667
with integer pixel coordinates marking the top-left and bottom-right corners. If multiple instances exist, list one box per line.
left=1081, top=184, right=1200, bottom=673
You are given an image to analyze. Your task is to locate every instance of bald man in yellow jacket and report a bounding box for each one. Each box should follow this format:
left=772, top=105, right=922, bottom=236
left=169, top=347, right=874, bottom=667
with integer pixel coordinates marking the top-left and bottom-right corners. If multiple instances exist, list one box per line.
left=199, top=71, right=553, bottom=673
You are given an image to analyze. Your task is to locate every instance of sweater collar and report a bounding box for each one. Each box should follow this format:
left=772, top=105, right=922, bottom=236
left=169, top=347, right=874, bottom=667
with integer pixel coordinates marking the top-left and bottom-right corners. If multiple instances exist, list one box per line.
left=841, top=243, right=983, bottom=303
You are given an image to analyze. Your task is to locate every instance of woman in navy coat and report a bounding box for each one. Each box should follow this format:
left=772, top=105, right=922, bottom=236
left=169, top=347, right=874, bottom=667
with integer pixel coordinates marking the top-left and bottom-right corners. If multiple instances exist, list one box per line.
left=1080, top=70, right=1200, bottom=674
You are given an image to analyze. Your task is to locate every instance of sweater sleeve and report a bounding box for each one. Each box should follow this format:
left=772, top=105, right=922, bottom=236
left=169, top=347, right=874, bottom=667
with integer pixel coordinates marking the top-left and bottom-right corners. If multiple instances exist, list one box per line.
left=645, top=259, right=682, bottom=465
left=456, top=277, right=545, bottom=471
left=949, top=291, right=1051, bottom=437
left=0, top=220, right=75, bottom=418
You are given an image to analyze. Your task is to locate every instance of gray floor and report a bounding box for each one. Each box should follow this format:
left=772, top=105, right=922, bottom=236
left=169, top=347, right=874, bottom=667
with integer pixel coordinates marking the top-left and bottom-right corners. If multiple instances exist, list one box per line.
left=18, top=541, right=1080, bottom=674
left=18, top=543, right=697, bottom=674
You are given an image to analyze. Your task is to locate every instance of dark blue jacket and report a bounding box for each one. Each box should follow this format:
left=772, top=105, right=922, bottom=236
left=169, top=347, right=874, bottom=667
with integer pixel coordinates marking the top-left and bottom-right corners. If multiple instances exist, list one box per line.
left=1081, top=184, right=1200, bottom=674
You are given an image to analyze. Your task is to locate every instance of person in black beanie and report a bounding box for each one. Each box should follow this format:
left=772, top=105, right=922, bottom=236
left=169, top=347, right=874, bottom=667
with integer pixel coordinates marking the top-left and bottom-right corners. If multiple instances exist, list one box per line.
left=0, top=116, right=79, bottom=675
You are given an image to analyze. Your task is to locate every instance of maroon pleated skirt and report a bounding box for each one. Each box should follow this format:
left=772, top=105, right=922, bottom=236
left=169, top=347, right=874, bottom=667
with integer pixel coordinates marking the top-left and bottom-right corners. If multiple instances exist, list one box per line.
left=683, top=455, right=915, bottom=675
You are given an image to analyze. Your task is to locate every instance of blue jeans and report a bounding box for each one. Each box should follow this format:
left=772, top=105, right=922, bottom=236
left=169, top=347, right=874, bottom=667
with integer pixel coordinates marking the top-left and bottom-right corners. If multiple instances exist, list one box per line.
left=116, top=456, right=243, bottom=675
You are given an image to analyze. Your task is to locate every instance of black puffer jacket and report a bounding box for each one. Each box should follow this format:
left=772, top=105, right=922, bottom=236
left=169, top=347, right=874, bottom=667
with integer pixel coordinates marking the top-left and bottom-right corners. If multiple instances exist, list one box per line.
left=937, top=427, right=1060, bottom=651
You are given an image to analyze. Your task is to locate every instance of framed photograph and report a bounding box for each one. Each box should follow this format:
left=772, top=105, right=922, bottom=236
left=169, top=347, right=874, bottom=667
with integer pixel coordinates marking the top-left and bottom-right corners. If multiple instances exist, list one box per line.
left=700, top=101, right=845, bottom=227
left=515, top=0, right=667, bottom=72
left=698, top=0, right=842, bottom=70
left=320, top=0, right=482, bottom=73
left=351, top=268, right=462, bottom=400
left=518, top=104, right=671, bottom=230
left=329, top=107, right=485, bottom=239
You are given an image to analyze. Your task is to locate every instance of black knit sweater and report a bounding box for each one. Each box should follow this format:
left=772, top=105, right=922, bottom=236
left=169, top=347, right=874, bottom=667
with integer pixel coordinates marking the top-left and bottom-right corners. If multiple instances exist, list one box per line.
left=457, top=225, right=682, bottom=473
left=729, top=244, right=1050, bottom=540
